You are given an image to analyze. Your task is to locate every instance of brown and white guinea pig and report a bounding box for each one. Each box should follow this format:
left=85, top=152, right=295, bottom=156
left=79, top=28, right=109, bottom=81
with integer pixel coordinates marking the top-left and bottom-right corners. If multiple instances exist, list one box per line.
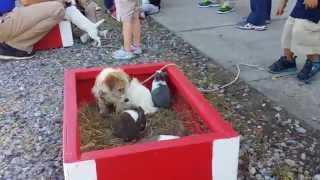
left=112, top=106, right=146, bottom=142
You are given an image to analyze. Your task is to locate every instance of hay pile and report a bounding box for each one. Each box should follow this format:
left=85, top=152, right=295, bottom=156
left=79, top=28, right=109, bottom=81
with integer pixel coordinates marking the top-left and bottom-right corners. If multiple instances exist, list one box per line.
left=79, top=103, right=193, bottom=152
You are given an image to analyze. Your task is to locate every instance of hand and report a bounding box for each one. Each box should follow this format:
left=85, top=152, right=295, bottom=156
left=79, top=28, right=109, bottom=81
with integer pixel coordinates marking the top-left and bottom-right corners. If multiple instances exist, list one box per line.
left=276, top=0, right=288, bottom=16
left=304, top=0, right=318, bottom=9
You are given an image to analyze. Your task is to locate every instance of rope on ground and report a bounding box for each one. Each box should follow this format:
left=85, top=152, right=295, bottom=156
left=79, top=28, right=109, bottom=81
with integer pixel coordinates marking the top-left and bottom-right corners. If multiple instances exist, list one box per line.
left=198, top=63, right=272, bottom=93
left=141, top=63, right=296, bottom=93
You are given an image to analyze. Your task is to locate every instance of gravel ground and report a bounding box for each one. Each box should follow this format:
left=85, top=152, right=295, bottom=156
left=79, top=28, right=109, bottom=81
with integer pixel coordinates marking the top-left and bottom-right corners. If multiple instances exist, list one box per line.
left=1, top=13, right=320, bottom=179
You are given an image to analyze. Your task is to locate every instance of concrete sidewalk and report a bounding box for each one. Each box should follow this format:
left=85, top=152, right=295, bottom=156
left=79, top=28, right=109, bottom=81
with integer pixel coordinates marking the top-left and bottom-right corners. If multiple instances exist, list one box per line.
left=152, top=0, right=320, bottom=128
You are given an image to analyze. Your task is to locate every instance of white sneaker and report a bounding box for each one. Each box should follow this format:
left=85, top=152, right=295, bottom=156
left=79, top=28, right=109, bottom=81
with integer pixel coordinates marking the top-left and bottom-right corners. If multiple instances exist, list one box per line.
left=131, top=45, right=143, bottom=55
left=112, top=48, right=134, bottom=60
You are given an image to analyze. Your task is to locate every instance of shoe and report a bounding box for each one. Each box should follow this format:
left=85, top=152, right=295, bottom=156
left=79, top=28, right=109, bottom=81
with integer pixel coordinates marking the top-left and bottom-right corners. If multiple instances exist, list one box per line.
left=216, top=4, right=234, bottom=14
left=268, top=56, right=297, bottom=74
left=198, top=0, right=219, bottom=7
left=0, top=43, right=35, bottom=60
left=266, top=19, right=271, bottom=24
left=111, top=10, right=117, bottom=20
left=112, top=48, right=134, bottom=60
left=237, top=22, right=267, bottom=31
left=131, top=45, right=142, bottom=55
left=297, top=60, right=320, bottom=82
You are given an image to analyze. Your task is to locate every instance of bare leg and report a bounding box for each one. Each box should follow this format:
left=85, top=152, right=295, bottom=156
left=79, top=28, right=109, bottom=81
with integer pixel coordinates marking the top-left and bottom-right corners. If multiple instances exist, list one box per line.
left=132, top=13, right=141, bottom=47
left=284, top=48, right=295, bottom=61
left=122, top=20, right=133, bottom=51
left=85, top=1, right=98, bottom=22
left=307, top=54, right=320, bottom=62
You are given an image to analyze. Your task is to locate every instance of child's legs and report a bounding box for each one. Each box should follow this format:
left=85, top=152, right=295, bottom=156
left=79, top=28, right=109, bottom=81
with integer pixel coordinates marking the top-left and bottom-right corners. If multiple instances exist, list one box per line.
left=85, top=1, right=98, bottom=22
left=247, top=0, right=268, bottom=26
left=291, top=19, right=320, bottom=61
left=77, top=0, right=97, bottom=22
left=122, top=20, right=133, bottom=51
left=281, top=17, right=295, bottom=60
left=132, top=12, right=140, bottom=46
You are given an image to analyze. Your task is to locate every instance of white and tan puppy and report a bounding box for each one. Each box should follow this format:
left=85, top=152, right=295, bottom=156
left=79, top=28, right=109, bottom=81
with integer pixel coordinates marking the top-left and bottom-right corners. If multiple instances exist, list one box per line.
left=125, top=78, right=158, bottom=114
left=92, top=68, right=130, bottom=114
left=64, top=5, right=105, bottom=46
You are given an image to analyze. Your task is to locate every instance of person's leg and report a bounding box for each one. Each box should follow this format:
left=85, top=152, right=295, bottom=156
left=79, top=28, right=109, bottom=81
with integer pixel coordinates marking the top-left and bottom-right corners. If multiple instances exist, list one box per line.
left=78, top=0, right=98, bottom=22
left=132, top=13, right=140, bottom=47
left=266, top=0, right=272, bottom=21
left=217, top=0, right=235, bottom=13
left=131, top=12, right=142, bottom=54
left=269, top=17, right=297, bottom=73
left=104, top=0, right=114, bottom=10
left=0, top=1, right=64, bottom=53
left=292, top=19, right=320, bottom=81
left=246, top=0, right=267, bottom=26
left=122, top=20, right=133, bottom=51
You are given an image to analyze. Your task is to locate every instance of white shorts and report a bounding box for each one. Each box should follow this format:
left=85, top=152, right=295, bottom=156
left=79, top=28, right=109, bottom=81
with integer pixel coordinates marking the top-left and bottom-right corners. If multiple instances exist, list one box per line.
left=281, top=17, right=320, bottom=55
left=115, top=0, right=139, bottom=22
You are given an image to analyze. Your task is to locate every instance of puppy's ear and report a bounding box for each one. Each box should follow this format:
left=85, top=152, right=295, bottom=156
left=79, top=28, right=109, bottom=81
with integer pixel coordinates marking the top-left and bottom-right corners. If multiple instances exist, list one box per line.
left=105, top=75, right=117, bottom=90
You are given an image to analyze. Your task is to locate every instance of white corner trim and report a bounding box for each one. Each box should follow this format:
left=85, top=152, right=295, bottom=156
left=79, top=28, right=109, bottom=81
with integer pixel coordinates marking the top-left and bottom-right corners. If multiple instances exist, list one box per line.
left=64, top=160, right=97, bottom=180
left=212, top=136, right=240, bottom=180
left=59, top=21, right=74, bottom=47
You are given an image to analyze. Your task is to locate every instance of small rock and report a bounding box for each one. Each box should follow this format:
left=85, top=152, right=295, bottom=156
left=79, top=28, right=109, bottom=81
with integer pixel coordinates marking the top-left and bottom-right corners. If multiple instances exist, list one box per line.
left=301, top=153, right=306, bottom=160
left=255, top=174, right=263, bottom=180
left=273, top=106, right=282, bottom=112
left=249, top=167, right=256, bottom=175
left=298, top=174, right=305, bottom=180
left=296, top=127, right=306, bottom=134
left=314, top=174, right=320, bottom=180
left=275, top=113, right=281, bottom=121
left=285, top=159, right=296, bottom=167
left=262, top=103, right=266, bottom=107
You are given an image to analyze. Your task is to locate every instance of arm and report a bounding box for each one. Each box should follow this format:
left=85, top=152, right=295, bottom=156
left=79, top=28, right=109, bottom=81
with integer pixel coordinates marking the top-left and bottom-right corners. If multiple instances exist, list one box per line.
left=276, top=0, right=289, bottom=16
left=21, top=0, right=67, bottom=6
left=304, top=0, right=318, bottom=9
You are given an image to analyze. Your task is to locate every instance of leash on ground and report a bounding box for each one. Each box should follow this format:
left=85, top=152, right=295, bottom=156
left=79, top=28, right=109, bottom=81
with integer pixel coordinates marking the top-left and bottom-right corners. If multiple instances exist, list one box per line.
left=140, top=63, right=297, bottom=93
left=198, top=63, right=297, bottom=93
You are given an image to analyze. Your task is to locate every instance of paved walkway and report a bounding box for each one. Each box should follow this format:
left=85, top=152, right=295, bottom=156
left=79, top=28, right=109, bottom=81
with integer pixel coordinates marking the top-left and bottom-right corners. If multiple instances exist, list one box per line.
left=152, top=0, right=320, bottom=128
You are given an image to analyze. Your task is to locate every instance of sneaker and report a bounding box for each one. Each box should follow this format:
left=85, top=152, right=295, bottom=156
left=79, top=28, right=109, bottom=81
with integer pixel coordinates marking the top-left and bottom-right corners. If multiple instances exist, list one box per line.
left=268, top=56, right=297, bottom=74
left=237, top=22, right=267, bottom=31
left=297, top=60, right=320, bottom=82
left=216, top=4, right=234, bottom=14
left=112, top=48, right=134, bottom=60
left=131, top=45, right=142, bottom=55
left=111, top=10, right=117, bottom=20
left=0, top=43, right=34, bottom=60
left=198, top=0, right=219, bottom=7
left=266, top=19, right=271, bottom=24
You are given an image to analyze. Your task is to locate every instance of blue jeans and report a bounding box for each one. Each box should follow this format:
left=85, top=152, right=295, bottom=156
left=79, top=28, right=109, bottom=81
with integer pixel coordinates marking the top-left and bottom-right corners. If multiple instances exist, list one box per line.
left=104, top=0, right=114, bottom=10
left=247, top=0, right=272, bottom=26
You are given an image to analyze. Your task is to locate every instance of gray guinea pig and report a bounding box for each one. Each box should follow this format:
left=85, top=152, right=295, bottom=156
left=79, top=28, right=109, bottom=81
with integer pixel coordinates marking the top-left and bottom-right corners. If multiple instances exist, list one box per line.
left=112, top=106, right=146, bottom=142
left=151, top=71, right=171, bottom=108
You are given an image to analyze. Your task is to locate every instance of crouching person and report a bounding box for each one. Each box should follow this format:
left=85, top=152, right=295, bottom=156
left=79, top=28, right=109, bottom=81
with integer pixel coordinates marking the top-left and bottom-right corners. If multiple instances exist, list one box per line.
left=0, top=0, right=65, bottom=60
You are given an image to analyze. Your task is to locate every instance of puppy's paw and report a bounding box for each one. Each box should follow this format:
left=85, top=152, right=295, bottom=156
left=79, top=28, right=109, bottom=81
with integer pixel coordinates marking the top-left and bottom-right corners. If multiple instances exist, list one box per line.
left=80, top=33, right=90, bottom=44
